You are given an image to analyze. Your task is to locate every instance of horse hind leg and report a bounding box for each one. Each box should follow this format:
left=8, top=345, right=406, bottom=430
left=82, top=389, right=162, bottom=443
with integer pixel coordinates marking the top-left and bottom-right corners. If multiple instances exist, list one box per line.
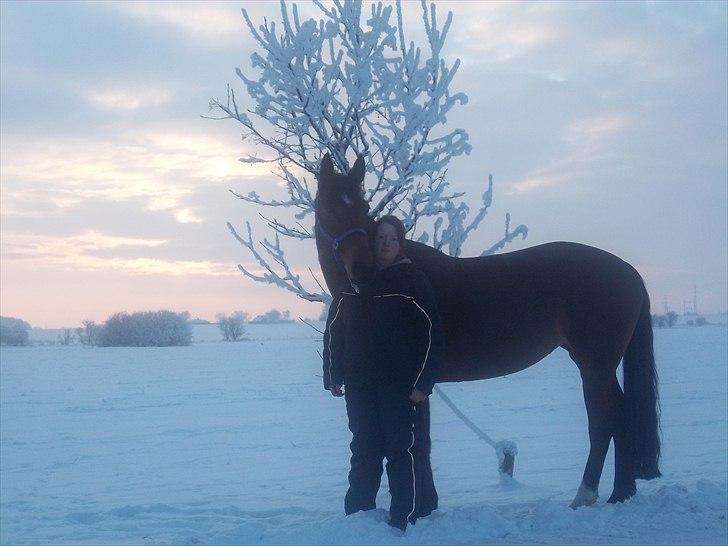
left=607, top=378, right=637, bottom=503
left=569, top=361, right=622, bottom=509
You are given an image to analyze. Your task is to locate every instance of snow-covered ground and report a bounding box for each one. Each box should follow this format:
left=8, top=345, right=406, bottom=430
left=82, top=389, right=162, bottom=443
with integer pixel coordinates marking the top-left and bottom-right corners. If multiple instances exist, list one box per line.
left=1, top=323, right=726, bottom=545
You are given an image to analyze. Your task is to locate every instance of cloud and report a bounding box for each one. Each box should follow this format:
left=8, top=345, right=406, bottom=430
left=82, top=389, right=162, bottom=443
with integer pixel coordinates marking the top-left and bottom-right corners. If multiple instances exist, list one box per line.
left=445, top=2, right=559, bottom=63
left=0, top=128, right=271, bottom=224
left=102, top=1, right=245, bottom=45
left=562, top=113, right=634, bottom=163
left=506, top=111, right=633, bottom=195
left=0, top=229, right=240, bottom=277
left=565, top=114, right=632, bottom=144
left=174, top=208, right=204, bottom=224
left=510, top=174, right=567, bottom=194
left=443, top=1, right=698, bottom=85
left=85, top=87, right=172, bottom=111
left=589, top=34, right=684, bottom=81
left=5, top=230, right=167, bottom=254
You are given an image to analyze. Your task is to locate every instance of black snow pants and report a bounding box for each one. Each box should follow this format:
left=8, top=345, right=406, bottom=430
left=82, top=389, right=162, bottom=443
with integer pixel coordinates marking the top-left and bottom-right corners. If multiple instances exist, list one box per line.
left=344, top=386, right=438, bottom=527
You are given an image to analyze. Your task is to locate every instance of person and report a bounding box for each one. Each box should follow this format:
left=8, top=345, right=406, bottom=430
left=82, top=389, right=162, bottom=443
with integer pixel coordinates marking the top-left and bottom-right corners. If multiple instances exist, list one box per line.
left=322, top=215, right=443, bottom=532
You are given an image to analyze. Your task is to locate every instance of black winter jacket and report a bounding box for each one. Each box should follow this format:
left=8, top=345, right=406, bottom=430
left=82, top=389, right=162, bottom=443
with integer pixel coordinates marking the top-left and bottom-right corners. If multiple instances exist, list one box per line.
left=322, top=259, right=444, bottom=396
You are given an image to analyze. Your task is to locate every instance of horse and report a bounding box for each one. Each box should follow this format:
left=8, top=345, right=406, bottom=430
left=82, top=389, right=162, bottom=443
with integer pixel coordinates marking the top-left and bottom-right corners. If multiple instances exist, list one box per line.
left=314, top=153, right=661, bottom=508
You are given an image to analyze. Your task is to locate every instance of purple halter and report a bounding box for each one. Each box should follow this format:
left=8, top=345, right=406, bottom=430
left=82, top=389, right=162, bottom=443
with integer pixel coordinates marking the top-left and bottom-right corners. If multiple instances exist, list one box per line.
left=316, top=223, right=368, bottom=262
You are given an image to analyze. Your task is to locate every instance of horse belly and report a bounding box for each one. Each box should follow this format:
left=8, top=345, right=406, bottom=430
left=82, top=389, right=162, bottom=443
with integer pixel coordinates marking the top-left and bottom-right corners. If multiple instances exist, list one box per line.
left=440, top=298, right=564, bottom=382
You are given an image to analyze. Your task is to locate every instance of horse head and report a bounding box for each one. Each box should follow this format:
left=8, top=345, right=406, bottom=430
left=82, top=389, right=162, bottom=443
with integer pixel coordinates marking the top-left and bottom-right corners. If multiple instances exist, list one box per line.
left=315, top=153, right=375, bottom=295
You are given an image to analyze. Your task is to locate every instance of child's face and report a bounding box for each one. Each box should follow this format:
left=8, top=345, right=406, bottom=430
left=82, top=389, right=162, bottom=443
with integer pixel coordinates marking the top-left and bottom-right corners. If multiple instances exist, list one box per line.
left=375, top=223, right=400, bottom=268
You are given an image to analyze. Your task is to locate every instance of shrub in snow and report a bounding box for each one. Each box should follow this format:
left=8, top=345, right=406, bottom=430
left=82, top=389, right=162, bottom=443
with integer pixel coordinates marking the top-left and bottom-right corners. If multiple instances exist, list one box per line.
left=98, top=310, right=192, bottom=347
left=217, top=311, right=248, bottom=341
left=0, top=316, right=31, bottom=346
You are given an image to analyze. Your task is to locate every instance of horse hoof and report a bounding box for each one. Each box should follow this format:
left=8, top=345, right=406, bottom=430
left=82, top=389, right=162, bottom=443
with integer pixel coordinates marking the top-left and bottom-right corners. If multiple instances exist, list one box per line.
left=570, top=482, right=598, bottom=509
left=607, top=484, right=636, bottom=504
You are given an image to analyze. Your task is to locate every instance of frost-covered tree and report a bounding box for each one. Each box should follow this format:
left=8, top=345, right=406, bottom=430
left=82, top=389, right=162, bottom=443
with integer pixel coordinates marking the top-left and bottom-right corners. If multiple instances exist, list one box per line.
left=98, top=311, right=192, bottom=347
left=217, top=311, right=248, bottom=341
left=210, top=0, right=527, bottom=306
left=76, top=320, right=100, bottom=347
left=0, top=316, right=31, bottom=346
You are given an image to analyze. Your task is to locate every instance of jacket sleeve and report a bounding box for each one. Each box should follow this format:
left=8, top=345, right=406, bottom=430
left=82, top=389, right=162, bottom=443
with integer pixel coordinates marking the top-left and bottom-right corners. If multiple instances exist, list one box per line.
left=322, top=296, right=346, bottom=390
left=409, top=271, right=444, bottom=396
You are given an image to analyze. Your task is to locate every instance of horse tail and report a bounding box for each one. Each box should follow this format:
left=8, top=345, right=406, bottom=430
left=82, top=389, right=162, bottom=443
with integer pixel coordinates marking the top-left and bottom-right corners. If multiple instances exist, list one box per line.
left=622, top=282, right=662, bottom=480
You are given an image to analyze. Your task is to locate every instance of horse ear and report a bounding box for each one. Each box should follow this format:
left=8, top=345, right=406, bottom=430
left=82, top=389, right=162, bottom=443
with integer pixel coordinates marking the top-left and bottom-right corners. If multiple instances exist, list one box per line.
left=319, top=153, right=334, bottom=184
left=350, top=154, right=366, bottom=186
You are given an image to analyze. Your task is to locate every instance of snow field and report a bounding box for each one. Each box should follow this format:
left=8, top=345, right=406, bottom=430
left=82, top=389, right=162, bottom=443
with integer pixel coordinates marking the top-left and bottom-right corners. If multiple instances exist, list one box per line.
left=1, top=323, right=726, bottom=545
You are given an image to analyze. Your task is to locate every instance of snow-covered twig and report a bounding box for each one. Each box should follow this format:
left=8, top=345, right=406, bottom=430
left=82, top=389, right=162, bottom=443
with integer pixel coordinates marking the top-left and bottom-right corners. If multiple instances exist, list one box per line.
left=481, top=213, right=529, bottom=256
left=227, top=221, right=327, bottom=302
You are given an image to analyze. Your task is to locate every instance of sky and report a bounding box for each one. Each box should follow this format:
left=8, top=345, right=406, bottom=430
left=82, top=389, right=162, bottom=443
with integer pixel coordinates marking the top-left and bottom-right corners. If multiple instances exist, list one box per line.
left=1, top=0, right=726, bottom=328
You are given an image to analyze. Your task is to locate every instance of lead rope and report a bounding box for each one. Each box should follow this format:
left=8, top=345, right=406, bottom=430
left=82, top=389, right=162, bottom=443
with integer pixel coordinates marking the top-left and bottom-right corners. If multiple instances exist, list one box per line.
left=433, top=384, right=518, bottom=480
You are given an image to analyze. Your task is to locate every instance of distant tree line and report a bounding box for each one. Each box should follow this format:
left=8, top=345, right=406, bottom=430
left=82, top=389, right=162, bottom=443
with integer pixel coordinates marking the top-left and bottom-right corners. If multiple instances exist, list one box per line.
left=250, top=309, right=293, bottom=324
left=0, top=311, right=192, bottom=347
left=652, top=312, right=679, bottom=328
left=1, top=306, right=318, bottom=347
left=686, top=317, right=708, bottom=327
left=651, top=312, right=708, bottom=328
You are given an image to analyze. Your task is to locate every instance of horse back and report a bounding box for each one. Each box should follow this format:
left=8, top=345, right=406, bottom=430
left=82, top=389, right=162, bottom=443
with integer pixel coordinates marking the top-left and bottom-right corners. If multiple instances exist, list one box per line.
left=406, top=241, right=645, bottom=381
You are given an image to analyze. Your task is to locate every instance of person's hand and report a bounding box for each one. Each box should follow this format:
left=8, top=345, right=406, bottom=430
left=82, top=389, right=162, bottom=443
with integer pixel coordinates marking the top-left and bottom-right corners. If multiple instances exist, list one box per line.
left=409, top=388, right=427, bottom=403
left=329, top=384, right=344, bottom=397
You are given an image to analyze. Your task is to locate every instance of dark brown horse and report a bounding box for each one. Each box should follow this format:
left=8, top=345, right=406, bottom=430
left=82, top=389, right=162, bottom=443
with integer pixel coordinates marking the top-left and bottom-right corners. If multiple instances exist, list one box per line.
left=315, top=153, right=661, bottom=507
